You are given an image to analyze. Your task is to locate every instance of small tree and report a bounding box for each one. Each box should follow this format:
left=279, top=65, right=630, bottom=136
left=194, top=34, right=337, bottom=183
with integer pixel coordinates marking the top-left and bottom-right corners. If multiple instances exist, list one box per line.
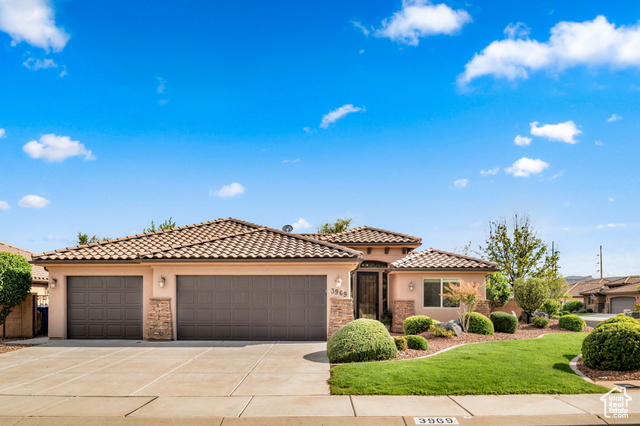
left=77, top=232, right=109, bottom=245
left=442, top=280, right=482, bottom=332
left=546, top=276, right=570, bottom=301
left=0, top=252, right=32, bottom=327
left=486, top=272, right=511, bottom=310
left=513, top=277, right=549, bottom=323
left=143, top=217, right=176, bottom=233
left=317, top=218, right=353, bottom=234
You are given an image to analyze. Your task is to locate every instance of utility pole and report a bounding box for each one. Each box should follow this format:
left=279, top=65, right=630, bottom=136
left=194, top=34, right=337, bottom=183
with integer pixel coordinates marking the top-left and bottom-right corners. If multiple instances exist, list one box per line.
left=599, top=245, right=603, bottom=279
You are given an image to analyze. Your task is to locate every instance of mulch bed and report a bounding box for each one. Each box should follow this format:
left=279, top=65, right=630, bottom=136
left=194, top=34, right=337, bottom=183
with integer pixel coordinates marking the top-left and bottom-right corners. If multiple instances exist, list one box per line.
left=389, top=319, right=594, bottom=361
left=0, top=338, right=37, bottom=355
left=577, top=358, right=640, bottom=382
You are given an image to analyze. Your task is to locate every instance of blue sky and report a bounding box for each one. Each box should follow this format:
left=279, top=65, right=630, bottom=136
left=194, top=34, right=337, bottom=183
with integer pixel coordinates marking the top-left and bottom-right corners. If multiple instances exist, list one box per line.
left=1, top=0, right=639, bottom=277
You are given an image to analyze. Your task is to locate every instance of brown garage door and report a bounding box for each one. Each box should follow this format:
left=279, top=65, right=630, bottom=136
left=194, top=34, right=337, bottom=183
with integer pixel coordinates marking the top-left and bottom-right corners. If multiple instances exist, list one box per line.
left=611, top=297, right=636, bottom=313
left=67, top=276, right=143, bottom=339
left=177, top=275, right=326, bottom=341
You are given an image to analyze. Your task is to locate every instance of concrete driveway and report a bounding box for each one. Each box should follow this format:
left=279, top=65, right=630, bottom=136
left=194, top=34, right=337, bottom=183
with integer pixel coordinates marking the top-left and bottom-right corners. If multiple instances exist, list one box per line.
left=581, top=313, right=616, bottom=327
left=0, top=340, right=329, bottom=398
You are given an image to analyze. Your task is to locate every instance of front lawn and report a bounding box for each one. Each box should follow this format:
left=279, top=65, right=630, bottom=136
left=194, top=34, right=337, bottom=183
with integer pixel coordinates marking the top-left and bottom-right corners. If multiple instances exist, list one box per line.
left=329, top=333, right=608, bottom=395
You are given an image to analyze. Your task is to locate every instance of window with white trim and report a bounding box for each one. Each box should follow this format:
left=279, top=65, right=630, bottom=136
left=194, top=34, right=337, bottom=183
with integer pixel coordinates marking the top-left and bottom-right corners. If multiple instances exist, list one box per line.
left=423, top=278, right=460, bottom=308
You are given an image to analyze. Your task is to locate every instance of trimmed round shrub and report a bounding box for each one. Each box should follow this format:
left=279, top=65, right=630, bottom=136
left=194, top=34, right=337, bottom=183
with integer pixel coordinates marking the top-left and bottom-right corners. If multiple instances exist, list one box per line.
left=586, top=308, right=593, bottom=313
left=327, top=319, right=397, bottom=363
left=563, top=300, right=584, bottom=313
left=490, top=312, right=518, bottom=334
left=405, top=335, right=429, bottom=350
left=403, top=315, right=434, bottom=335
left=393, top=336, right=408, bottom=351
left=541, top=299, right=562, bottom=316
left=531, top=316, right=550, bottom=328
left=433, top=326, right=455, bottom=338
left=582, top=322, right=640, bottom=370
left=558, top=314, right=586, bottom=332
left=461, top=312, right=495, bottom=335
left=595, top=315, right=639, bottom=329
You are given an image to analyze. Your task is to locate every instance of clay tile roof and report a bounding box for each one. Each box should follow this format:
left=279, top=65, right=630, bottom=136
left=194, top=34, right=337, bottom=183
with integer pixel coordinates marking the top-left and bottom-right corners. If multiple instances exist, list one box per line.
left=388, top=248, right=498, bottom=271
left=601, top=282, right=640, bottom=295
left=569, top=278, right=611, bottom=297
left=0, top=242, right=49, bottom=282
left=33, top=218, right=362, bottom=263
left=300, top=226, right=421, bottom=246
left=605, top=276, right=640, bottom=287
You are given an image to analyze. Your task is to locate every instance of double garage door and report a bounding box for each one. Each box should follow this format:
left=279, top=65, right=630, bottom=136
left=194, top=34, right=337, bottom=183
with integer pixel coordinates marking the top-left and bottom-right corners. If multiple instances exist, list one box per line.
left=611, top=297, right=636, bottom=313
left=66, top=275, right=327, bottom=341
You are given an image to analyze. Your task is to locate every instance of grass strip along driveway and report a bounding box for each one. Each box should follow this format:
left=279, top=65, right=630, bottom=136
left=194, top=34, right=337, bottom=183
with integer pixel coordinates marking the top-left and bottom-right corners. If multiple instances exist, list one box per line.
left=329, top=333, right=608, bottom=395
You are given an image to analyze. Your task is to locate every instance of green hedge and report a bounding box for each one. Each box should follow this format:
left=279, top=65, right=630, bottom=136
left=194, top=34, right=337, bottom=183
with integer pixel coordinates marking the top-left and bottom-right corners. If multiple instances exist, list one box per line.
left=405, top=335, right=429, bottom=351
left=327, top=319, right=397, bottom=363
left=531, top=316, right=550, bottom=328
left=461, top=312, right=495, bottom=335
left=563, top=300, right=584, bottom=313
left=403, top=315, right=434, bottom=335
left=582, top=322, right=640, bottom=370
left=490, top=312, right=518, bottom=334
left=558, top=314, right=586, bottom=332
left=595, top=315, right=639, bottom=329
left=393, top=336, right=408, bottom=351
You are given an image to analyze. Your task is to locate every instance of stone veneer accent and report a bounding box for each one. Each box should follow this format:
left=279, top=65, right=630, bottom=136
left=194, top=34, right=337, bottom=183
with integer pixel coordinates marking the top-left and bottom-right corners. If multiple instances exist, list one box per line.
left=392, top=300, right=415, bottom=333
left=146, top=298, right=173, bottom=341
left=329, top=298, right=354, bottom=338
left=475, top=300, right=491, bottom=317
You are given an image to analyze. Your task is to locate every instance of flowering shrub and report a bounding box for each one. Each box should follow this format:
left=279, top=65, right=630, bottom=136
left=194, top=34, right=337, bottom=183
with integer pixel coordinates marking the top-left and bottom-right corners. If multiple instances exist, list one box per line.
left=441, top=280, right=482, bottom=332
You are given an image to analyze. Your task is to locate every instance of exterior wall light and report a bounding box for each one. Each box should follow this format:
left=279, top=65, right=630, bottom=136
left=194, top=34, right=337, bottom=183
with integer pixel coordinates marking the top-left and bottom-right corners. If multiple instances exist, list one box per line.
left=159, top=276, right=166, bottom=288
left=51, top=277, right=57, bottom=289
left=408, top=281, right=415, bottom=291
left=335, top=276, right=342, bottom=288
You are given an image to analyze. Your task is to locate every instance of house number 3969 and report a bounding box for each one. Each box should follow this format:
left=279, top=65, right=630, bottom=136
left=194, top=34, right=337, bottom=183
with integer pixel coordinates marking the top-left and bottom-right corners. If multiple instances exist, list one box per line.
left=330, top=288, right=348, bottom=297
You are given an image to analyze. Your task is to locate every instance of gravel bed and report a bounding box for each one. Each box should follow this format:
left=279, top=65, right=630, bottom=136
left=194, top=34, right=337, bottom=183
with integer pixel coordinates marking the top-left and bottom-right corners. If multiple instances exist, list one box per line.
left=577, top=358, right=640, bottom=382
left=0, top=338, right=37, bottom=355
left=390, top=319, right=593, bottom=360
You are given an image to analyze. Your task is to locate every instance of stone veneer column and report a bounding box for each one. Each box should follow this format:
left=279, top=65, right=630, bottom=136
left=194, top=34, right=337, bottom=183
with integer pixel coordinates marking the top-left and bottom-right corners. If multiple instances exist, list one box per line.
left=475, top=300, right=491, bottom=317
left=329, top=298, right=354, bottom=339
left=392, top=300, right=415, bottom=333
left=146, top=298, right=173, bottom=341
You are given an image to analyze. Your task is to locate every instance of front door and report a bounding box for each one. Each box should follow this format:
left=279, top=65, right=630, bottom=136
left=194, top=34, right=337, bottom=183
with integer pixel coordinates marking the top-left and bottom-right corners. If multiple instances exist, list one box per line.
left=357, top=272, right=378, bottom=319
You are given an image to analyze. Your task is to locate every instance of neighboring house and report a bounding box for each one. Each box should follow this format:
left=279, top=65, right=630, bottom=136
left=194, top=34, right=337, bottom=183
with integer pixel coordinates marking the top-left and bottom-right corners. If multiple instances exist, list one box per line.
left=567, top=278, right=611, bottom=312
left=0, top=242, right=49, bottom=295
left=32, top=218, right=497, bottom=341
left=569, top=276, right=640, bottom=314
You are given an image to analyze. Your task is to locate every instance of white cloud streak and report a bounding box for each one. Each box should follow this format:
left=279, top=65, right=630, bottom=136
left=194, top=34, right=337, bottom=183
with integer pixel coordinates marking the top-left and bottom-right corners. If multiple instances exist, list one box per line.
left=351, top=20, right=371, bottom=36
left=514, top=135, right=532, bottom=146
left=0, top=201, right=9, bottom=210
left=319, top=104, right=364, bottom=128
left=210, top=182, right=245, bottom=198
left=0, top=0, right=70, bottom=51
left=453, top=178, right=468, bottom=188
left=23, top=57, right=57, bottom=70
left=0, top=128, right=5, bottom=138
left=480, top=167, right=499, bottom=176
left=23, top=134, right=95, bottom=162
left=376, top=0, right=471, bottom=46
left=291, top=218, right=312, bottom=231
left=18, top=194, right=50, bottom=208
left=156, top=77, right=167, bottom=94
left=597, top=223, right=626, bottom=230
left=459, top=16, right=640, bottom=85
left=505, top=157, right=549, bottom=177
left=530, top=121, right=581, bottom=144
left=607, top=114, right=622, bottom=122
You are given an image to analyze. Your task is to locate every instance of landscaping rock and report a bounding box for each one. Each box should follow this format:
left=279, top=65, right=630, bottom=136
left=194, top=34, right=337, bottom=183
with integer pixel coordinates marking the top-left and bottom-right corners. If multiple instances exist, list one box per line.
left=440, top=321, right=462, bottom=336
left=533, top=312, right=549, bottom=319
left=511, top=311, right=518, bottom=318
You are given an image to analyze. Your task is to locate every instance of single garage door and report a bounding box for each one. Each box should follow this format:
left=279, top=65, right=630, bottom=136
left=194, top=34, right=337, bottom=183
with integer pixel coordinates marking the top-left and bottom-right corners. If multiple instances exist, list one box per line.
left=67, top=276, right=143, bottom=339
left=611, top=297, right=636, bottom=313
left=177, top=275, right=326, bottom=341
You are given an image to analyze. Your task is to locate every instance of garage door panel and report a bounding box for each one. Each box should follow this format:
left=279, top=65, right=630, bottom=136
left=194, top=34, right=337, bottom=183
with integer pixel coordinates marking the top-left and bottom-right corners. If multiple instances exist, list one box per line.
left=177, top=275, right=326, bottom=341
left=67, top=276, right=143, bottom=339
left=612, top=297, right=636, bottom=313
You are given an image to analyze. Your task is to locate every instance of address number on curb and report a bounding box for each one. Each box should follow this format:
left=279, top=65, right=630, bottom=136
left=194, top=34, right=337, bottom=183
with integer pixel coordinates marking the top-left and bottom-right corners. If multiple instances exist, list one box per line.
left=414, top=418, right=459, bottom=425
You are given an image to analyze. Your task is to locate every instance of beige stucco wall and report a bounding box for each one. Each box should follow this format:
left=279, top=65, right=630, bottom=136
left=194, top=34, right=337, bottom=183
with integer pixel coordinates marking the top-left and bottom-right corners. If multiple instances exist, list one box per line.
left=388, top=271, right=489, bottom=322
left=43, top=261, right=359, bottom=340
left=347, top=246, right=414, bottom=264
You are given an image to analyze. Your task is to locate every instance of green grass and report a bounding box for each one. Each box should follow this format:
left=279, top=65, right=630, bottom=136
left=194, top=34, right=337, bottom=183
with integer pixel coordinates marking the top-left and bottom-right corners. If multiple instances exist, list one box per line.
left=329, top=333, right=608, bottom=395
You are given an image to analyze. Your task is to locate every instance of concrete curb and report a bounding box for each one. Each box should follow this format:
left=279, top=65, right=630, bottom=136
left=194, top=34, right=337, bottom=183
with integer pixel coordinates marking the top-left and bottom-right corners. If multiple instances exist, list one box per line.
left=569, top=354, right=595, bottom=384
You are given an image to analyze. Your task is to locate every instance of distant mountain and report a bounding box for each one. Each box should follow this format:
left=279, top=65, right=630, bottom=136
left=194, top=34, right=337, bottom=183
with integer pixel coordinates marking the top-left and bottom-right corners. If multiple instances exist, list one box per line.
left=565, top=275, right=593, bottom=283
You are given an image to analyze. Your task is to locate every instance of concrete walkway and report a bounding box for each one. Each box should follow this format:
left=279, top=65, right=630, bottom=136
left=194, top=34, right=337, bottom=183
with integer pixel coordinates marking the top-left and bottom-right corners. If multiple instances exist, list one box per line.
left=582, top=314, right=616, bottom=327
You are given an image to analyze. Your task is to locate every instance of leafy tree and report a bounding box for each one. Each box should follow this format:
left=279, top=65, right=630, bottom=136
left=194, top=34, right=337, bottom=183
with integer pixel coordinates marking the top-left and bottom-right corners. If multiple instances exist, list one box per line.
left=485, top=272, right=511, bottom=310
left=481, top=214, right=560, bottom=284
left=144, top=217, right=176, bottom=233
left=547, top=276, right=570, bottom=302
left=76, top=232, right=109, bottom=245
left=441, top=280, right=482, bottom=332
left=317, top=218, right=353, bottom=234
left=513, top=277, right=550, bottom=323
left=0, top=252, right=32, bottom=326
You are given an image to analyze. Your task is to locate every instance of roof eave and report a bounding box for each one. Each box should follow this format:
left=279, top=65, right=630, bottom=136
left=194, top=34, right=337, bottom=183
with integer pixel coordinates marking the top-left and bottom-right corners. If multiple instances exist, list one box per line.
left=387, top=267, right=499, bottom=273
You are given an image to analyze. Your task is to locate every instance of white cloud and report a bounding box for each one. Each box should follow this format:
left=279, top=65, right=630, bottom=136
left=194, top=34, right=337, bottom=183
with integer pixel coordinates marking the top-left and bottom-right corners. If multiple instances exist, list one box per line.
left=0, top=128, right=5, bottom=138
left=453, top=178, right=468, bottom=188
left=607, top=114, right=622, bottom=122
left=282, top=159, right=300, bottom=164
left=23, top=134, right=95, bottom=162
left=514, top=135, right=532, bottom=146
left=0, top=201, right=9, bottom=210
left=547, top=170, right=564, bottom=180
left=0, top=0, right=70, bottom=51
left=480, top=167, right=499, bottom=176
left=291, top=218, right=312, bottom=231
left=18, top=194, right=50, bottom=208
left=595, top=140, right=605, bottom=146
left=597, top=223, right=626, bottom=230
left=351, top=20, right=371, bottom=36
left=59, top=66, right=67, bottom=77
left=530, top=121, right=581, bottom=144
left=156, top=77, right=166, bottom=94
left=505, top=157, right=549, bottom=177
left=319, top=104, right=364, bottom=128
left=608, top=197, right=615, bottom=202
left=359, top=49, right=365, bottom=54
left=210, top=182, right=245, bottom=198
left=23, top=57, right=57, bottom=70
left=459, top=16, right=640, bottom=85
left=504, top=22, right=530, bottom=39
left=376, top=0, right=472, bottom=46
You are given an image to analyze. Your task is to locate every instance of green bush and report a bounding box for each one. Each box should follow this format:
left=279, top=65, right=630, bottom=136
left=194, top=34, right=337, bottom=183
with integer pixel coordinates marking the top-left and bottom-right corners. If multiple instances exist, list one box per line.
left=461, top=312, right=495, bottom=335
left=490, top=312, right=518, bottom=334
left=577, top=308, right=588, bottom=313
left=531, top=316, right=550, bottom=328
left=432, top=326, right=455, bottom=338
left=595, top=315, right=639, bottom=329
left=558, top=314, right=586, bottom=332
left=550, top=314, right=560, bottom=320
left=541, top=299, right=562, bottom=316
left=513, top=277, right=549, bottom=321
left=582, top=322, right=640, bottom=370
left=486, top=272, right=511, bottom=309
left=394, top=336, right=408, bottom=351
left=0, top=252, right=33, bottom=326
left=380, top=309, right=392, bottom=326
left=563, top=300, right=584, bottom=313
left=405, top=335, right=429, bottom=350
left=403, top=315, right=434, bottom=335
left=586, top=308, right=593, bottom=313
left=327, top=319, right=397, bottom=363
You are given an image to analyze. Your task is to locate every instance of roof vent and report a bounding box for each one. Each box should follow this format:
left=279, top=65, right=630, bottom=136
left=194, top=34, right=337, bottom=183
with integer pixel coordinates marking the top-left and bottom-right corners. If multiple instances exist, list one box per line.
left=282, top=225, right=293, bottom=232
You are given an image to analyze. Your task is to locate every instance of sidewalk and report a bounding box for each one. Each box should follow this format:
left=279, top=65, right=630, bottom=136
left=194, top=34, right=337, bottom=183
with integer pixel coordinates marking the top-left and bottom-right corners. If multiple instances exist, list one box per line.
left=0, top=394, right=638, bottom=425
